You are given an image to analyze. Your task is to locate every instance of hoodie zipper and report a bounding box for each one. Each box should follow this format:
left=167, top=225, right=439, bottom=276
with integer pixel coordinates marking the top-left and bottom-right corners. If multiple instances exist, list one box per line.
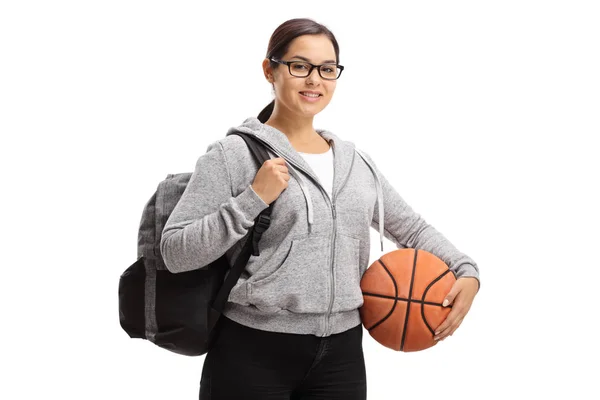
left=326, top=200, right=336, bottom=336
left=242, top=134, right=355, bottom=337
left=323, top=148, right=355, bottom=336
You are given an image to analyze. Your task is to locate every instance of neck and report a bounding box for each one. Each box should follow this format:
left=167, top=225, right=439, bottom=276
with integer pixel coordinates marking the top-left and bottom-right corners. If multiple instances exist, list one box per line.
left=264, top=107, right=318, bottom=144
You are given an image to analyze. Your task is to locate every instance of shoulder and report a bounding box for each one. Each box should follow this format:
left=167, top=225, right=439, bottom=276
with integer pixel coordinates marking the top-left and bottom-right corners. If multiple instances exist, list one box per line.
left=213, top=134, right=255, bottom=164
left=203, top=134, right=262, bottom=178
left=350, top=142, right=375, bottom=165
left=199, top=134, right=250, bottom=159
left=320, top=128, right=377, bottom=167
left=354, top=146, right=373, bottom=161
left=193, top=134, right=248, bottom=169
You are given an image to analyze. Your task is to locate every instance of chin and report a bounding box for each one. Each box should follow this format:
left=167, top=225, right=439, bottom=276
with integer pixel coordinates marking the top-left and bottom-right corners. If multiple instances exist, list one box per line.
left=297, top=103, right=328, bottom=116
left=296, top=109, right=323, bottom=118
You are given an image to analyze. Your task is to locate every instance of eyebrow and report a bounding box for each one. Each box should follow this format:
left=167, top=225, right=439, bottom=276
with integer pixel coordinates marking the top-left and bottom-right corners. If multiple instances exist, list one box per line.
left=290, top=55, right=337, bottom=64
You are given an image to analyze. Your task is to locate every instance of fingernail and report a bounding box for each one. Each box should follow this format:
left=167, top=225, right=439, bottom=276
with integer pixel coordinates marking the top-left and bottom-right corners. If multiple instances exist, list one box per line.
left=442, top=299, right=449, bottom=307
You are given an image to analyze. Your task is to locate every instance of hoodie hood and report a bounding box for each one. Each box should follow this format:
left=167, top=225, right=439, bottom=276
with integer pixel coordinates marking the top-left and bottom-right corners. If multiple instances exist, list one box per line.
left=226, top=117, right=385, bottom=251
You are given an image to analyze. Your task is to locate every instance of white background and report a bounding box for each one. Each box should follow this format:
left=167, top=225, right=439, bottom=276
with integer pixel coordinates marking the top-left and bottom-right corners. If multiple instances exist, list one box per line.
left=2, top=1, right=599, bottom=399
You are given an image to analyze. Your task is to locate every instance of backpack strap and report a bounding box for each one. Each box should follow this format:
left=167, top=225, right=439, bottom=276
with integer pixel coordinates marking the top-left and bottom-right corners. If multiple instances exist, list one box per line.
left=208, top=132, right=275, bottom=327
left=228, top=132, right=276, bottom=256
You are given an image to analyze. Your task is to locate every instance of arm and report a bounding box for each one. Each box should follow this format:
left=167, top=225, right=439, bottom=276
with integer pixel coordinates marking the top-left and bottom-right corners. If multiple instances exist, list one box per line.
left=160, top=140, right=269, bottom=273
left=364, top=152, right=481, bottom=291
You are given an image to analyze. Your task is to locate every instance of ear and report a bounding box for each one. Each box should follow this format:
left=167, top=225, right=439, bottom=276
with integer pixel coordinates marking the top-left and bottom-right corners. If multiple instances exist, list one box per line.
left=262, top=58, right=273, bottom=82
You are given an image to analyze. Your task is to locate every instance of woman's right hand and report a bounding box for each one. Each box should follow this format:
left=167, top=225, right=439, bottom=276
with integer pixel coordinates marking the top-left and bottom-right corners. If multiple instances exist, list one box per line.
left=251, top=157, right=290, bottom=205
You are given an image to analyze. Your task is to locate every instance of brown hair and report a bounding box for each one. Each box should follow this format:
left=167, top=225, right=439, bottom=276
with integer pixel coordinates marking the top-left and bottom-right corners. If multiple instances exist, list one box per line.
left=257, top=18, right=341, bottom=123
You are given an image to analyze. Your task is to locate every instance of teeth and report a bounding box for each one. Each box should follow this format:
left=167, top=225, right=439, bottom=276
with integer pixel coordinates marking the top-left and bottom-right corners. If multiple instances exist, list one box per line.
left=301, top=92, right=320, bottom=98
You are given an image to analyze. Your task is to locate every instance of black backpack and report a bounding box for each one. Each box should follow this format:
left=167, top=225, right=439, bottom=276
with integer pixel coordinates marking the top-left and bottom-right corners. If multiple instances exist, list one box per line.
left=118, top=132, right=274, bottom=356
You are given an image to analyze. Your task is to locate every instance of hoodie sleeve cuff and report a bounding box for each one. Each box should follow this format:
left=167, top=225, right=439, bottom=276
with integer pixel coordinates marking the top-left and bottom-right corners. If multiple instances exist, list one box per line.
left=235, top=184, right=269, bottom=221
left=455, top=264, right=480, bottom=292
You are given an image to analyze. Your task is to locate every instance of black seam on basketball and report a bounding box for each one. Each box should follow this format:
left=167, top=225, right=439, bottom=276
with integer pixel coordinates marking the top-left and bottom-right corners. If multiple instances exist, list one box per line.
left=362, top=293, right=410, bottom=301
left=421, top=269, right=451, bottom=335
left=362, top=292, right=441, bottom=306
left=365, top=258, right=398, bottom=332
left=400, top=249, right=418, bottom=351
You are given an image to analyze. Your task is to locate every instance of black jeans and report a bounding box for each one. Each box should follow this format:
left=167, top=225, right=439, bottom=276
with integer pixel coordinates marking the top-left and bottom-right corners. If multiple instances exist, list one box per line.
left=199, top=315, right=367, bottom=399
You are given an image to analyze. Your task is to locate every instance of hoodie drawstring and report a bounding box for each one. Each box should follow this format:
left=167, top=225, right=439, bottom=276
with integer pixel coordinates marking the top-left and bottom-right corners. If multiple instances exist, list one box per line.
left=265, top=149, right=315, bottom=233
left=354, top=149, right=385, bottom=252
left=288, top=165, right=315, bottom=232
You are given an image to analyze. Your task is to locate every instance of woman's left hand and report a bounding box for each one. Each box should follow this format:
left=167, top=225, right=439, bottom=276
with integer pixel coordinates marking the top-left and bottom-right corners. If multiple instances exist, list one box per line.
left=433, top=277, right=479, bottom=342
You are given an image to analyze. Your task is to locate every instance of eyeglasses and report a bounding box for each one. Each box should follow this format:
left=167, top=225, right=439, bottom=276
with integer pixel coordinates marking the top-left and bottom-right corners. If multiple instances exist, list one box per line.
left=270, top=58, right=344, bottom=80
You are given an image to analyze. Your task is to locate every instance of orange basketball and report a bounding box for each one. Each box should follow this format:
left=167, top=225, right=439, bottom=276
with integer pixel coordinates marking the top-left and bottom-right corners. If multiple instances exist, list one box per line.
left=359, top=248, right=456, bottom=352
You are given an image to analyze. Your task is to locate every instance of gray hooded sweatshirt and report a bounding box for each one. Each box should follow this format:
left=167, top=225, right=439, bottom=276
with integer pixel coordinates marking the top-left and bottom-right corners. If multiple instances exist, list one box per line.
left=160, top=117, right=480, bottom=337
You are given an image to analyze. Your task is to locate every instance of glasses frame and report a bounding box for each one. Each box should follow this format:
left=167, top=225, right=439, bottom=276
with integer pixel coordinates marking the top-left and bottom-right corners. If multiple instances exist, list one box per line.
left=269, top=58, right=344, bottom=80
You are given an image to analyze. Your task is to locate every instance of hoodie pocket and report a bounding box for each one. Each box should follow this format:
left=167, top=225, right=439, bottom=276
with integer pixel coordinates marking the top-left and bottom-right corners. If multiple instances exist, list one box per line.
left=248, top=234, right=331, bottom=314
left=331, top=233, right=364, bottom=313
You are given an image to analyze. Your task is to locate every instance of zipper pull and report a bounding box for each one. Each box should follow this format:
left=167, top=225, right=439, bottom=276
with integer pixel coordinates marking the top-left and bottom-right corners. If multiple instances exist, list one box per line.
left=332, top=203, right=337, bottom=219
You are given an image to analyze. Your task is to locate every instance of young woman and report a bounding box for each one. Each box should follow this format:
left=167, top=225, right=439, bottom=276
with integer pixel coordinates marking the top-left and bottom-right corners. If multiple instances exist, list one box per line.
left=160, top=17, right=480, bottom=400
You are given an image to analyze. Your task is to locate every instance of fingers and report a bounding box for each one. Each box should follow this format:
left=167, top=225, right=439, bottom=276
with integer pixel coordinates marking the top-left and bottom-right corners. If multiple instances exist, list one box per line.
left=264, top=158, right=290, bottom=180
left=282, top=173, right=290, bottom=181
left=434, top=316, right=464, bottom=341
left=267, top=158, right=289, bottom=174
left=277, top=166, right=290, bottom=182
left=433, top=281, right=474, bottom=342
left=267, top=157, right=287, bottom=165
left=434, top=314, right=456, bottom=341
left=434, top=306, right=466, bottom=341
left=448, top=317, right=464, bottom=337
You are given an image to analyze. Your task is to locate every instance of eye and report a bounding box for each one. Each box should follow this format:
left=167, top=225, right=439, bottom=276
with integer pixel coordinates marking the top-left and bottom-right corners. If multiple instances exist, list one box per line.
left=292, top=62, right=309, bottom=70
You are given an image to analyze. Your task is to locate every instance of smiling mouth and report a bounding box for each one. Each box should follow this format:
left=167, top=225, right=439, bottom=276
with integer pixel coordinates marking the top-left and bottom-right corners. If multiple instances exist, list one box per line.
left=299, top=92, right=322, bottom=98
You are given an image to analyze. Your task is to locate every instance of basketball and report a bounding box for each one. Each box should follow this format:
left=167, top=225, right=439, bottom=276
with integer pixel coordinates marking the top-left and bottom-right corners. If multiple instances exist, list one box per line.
left=359, top=248, right=456, bottom=352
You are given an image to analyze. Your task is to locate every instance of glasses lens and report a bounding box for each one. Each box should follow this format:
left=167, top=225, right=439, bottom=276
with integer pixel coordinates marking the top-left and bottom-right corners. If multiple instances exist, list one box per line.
left=288, top=61, right=341, bottom=80
left=289, top=62, right=311, bottom=77
left=319, top=64, right=340, bottom=80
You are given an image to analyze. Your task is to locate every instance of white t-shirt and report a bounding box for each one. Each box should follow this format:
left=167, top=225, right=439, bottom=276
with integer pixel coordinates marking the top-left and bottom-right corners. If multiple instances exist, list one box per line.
left=298, top=146, right=334, bottom=200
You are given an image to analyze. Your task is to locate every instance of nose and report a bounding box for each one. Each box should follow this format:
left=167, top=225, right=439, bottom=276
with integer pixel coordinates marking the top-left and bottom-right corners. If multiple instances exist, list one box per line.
left=306, top=66, right=321, bottom=85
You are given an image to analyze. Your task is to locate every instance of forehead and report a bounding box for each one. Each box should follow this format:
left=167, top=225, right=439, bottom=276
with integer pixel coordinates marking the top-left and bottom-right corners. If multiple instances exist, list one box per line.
left=283, top=34, right=336, bottom=63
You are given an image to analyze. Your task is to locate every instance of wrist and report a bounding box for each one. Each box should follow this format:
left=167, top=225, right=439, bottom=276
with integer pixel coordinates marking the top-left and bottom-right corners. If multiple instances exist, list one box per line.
left=458, top=276, right=480, bottom=293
